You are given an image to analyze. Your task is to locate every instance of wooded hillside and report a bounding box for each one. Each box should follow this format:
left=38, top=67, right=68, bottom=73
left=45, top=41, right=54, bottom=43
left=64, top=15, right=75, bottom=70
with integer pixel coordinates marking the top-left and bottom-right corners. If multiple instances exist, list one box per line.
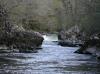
left=0, top=0, right=100, bottom=35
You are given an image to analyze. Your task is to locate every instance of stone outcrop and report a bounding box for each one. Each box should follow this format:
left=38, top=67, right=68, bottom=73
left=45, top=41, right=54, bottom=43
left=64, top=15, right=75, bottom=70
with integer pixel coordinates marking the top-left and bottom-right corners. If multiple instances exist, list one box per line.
left=0, top=30, right=44, bottom=53
left=58, top=26, right=84, bottom=47
left=75, top=38, right=100, bottom=60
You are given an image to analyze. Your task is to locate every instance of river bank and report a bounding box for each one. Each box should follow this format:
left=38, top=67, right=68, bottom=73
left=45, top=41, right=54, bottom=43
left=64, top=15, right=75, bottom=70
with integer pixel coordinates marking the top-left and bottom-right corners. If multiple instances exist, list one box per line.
left=57, top=28, right=100, bottom=60
left=75, top=38, right=100, bottom=60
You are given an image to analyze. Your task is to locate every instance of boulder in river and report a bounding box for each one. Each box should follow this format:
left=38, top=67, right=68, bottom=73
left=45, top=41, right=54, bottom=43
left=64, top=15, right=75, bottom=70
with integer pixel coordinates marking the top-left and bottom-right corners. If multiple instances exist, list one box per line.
left=75, top=38, right=100, bottom=60
left=58, top=26, right=84, bottom=47
left=0, top=29, right=44, bottom=53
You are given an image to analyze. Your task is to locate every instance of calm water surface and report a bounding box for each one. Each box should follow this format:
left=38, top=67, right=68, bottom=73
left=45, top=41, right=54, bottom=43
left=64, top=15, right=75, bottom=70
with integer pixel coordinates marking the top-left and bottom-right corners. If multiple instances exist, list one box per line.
left=0, top=34, right=100, bottom=74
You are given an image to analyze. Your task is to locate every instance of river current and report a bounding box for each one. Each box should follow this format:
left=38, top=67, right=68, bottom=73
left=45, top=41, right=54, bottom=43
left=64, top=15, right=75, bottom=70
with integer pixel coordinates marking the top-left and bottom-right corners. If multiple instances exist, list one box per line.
left=0, top=34, right=100, bottom=74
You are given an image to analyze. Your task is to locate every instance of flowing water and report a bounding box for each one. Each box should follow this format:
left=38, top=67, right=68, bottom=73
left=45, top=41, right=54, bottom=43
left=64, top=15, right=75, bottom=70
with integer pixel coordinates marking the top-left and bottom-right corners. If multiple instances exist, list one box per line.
left=0, top=34, right=100, bottom=74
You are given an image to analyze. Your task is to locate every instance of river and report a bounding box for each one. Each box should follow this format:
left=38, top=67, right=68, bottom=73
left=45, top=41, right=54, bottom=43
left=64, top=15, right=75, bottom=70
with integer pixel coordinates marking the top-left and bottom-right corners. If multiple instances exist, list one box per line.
left=0, top=34, right=100, bottom=74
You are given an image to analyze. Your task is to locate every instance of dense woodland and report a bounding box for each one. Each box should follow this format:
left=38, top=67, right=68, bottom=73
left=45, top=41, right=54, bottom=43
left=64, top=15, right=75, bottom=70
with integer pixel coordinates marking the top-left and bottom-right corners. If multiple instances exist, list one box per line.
left=0, top=0, right=100, bottom=35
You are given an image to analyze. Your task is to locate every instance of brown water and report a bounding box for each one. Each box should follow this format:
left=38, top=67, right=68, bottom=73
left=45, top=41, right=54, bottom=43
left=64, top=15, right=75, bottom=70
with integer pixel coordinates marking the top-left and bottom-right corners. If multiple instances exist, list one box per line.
left=0, top=34, right=100, bottom=74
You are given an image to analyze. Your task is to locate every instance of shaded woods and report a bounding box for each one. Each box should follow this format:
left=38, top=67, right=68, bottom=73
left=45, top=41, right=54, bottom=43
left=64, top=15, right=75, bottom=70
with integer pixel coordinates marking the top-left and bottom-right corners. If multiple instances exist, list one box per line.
left=0, top=0, right=100, bottom=33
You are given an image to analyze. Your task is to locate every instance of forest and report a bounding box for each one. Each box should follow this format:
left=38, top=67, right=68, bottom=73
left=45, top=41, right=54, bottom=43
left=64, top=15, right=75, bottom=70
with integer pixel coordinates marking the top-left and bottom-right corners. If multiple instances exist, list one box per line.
left=0, top=0, right=100, bottom=74
left=0, top=0, right=100, bottom=34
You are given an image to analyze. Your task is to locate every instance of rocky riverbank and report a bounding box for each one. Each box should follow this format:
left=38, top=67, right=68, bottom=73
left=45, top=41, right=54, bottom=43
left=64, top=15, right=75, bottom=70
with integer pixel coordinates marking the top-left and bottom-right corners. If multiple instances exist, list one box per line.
left=57, top=27, right=100, bottom=60
left=0, top=30, right=44, bottom=53
left=58, top=26, right=84, bottom=47
left=75, top=38, right=100, bottom=60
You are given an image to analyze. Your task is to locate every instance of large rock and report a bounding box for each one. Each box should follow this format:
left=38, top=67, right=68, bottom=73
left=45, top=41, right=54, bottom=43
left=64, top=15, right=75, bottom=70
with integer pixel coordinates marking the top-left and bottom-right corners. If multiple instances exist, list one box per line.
left=58, top=30, right=66, bottom=40
left=75, top=38, right=100, bottom=60
left=0, top=30, right=44, bottom=53
left=58, top=27, right=84, bottom=47
left=58, top=32, right=83, bottom=47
